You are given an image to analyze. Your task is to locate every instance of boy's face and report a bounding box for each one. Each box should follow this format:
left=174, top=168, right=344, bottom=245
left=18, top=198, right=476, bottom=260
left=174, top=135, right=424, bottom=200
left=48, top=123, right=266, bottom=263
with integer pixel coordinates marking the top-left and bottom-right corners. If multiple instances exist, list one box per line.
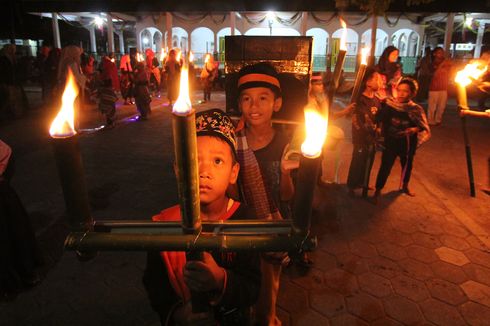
left=239, top=87, right=282, bottom=127
left=310, top=82, right=324, bottom=95
left=366, top=72, right=380, bottom=91
left=396, top=83, right=413, bottom=103
left=197, top=136, right=239, bottom=205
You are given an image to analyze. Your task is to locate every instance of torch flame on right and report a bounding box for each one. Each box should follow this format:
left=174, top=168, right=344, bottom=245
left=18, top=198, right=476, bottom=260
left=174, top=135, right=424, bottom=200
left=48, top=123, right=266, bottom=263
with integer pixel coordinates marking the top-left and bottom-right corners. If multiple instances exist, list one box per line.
left=455, top=62, right=487, bottom=87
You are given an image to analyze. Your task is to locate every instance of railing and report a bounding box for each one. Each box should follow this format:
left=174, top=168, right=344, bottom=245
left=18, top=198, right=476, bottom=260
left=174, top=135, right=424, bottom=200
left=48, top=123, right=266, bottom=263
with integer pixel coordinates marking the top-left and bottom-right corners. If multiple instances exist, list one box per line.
left=97, top=52, right=420, bottom=75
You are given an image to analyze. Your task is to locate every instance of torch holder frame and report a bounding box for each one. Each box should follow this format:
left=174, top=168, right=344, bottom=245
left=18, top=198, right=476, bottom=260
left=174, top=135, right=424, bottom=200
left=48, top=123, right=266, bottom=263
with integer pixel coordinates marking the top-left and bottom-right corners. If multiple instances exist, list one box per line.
left=64, top=219, right=317, bottom=253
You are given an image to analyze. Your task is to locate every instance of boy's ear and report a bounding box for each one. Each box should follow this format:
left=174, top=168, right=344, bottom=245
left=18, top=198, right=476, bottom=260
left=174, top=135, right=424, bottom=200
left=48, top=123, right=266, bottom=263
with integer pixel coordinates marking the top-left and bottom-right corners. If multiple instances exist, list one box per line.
left=273, top=97, right=282, bottom=112
left=229, top=162, right=240, bottom=185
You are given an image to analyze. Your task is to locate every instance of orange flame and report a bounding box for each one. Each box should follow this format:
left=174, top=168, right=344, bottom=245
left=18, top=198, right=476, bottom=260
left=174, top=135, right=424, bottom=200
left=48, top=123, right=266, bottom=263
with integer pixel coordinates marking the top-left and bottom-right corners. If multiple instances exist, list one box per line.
left=340, top=18, right=347, bottom=51
left=176, top=50, right=182, bottom=62
left=49, top=69, right=78, bottom=137
left=159, top=48, right=166, bottom=62
left=455, top=62, right=487, bottom=87
left=172, top=65, right=192, bottom=115
left=189, top=51, right=194, bottom=63
left=205, top=53, right=210, bottom=64
left=361, top=47, right=369, bottom=65
left=136, top=53, right=144, bottom=62
left=301, top=108, right=328, bottom=158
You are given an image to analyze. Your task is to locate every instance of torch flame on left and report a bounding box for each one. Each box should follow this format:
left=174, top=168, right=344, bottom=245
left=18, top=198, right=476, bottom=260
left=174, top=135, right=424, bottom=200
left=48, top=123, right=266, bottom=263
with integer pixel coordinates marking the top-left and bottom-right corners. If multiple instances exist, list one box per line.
left=172, top=65, right=192, bottom=115
left=49, top=68, right=78, bottom=138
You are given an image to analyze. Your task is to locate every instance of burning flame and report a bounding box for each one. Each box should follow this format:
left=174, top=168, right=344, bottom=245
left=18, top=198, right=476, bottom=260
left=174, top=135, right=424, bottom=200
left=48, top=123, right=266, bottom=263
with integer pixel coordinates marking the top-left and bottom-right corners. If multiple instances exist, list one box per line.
left=176, top=50, right=182, bottom=62
left=455, top=62, right=487, bottom=87
left=301, top=108, right=328, bottom=158
left=361, top=47, right=369, bottom=65
left=205, top=53, right=210, bottom=64
left=136, top=53, right=144, bottom=62
left=159, top=48, right=166, bottom=62
left=110, top=58, right=115, bottom=63
left=172, top=65, right=192, bottom=115
left=49, top=69, right=78, bottom=137
left=189, top=51, right=194, bottom=63
left=340, top=18, right=347, bottom=51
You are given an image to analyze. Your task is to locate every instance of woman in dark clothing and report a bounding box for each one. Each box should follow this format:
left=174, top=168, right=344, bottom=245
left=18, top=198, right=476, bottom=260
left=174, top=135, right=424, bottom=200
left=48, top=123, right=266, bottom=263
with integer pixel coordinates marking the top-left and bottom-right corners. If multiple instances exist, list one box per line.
left=346, top=67, right=382, bottom=196
left=376, top=46, right=402, bottom=100
left=373, top=78, right=430, bottom=203
left=164, top=49, right=181, bottom=107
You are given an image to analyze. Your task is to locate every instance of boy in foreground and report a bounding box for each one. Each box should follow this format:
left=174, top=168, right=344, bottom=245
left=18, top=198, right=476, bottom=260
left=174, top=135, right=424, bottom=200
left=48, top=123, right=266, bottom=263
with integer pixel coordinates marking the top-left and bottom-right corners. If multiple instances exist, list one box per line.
left=143, top=109, right=261, bottom=325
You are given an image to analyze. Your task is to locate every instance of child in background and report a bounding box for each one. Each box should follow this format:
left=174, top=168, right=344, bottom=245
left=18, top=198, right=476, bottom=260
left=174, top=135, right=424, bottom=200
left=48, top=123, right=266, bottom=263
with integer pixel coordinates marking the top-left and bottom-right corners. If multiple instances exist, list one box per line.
left=373, top=78, right=430, bottom=203
left=143, top=109, right=261, bottom=325
left=97, top=77, right=118, bottom=128
left=346, top=67, right=382, bottom=196
left=133, top=61, right=152, bottom=120
left=235, top=62, right=298, bottom=325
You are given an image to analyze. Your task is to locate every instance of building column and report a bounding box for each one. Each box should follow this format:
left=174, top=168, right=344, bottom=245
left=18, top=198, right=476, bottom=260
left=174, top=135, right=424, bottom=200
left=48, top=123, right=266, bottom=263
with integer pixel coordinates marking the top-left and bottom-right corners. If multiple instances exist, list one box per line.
left=369, top=15, right=378, bottom=66
left=118, top=31, right=125, bottom=54
left=230, top=12, right=236, bottom=35
left=214, top=32, right=218, bottom=54
left=188, top=33, right=192, bottom=52
left=107, top=13, right=115, bottom=53
left=444, top=13, right=455, bottom=57
left=474, top=21, right=486, bottom=58
left=136, top=29, right=142, bottom=52
left=166, top=12, right=173, bottom=50
left=52, top=12, right=61, bottom=48
left=300, top=12, right=308, bottom=36
left=88, top=25, right=97, bottom=53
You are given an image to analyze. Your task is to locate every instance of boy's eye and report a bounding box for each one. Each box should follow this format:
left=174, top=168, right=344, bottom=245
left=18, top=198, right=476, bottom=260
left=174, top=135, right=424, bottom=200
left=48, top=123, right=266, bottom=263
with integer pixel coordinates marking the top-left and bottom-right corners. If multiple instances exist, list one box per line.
left=214, top=158, right=223, bottom=165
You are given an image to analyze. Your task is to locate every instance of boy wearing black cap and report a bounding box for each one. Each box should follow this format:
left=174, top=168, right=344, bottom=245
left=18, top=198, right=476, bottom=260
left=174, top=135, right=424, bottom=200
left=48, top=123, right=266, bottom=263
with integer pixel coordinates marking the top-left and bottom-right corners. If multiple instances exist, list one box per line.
left=235, top=62, right=298, bottom=326
left=143, top=109, right=261, bottom=325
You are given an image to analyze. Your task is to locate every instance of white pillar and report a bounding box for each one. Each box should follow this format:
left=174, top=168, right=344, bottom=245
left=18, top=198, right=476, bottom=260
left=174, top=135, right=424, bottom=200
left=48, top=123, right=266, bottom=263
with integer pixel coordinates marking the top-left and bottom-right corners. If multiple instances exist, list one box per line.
left=166, top=12, right=173, bottom=50
left=51, top=13, right=61, bottom=48
left=300, top=12, right=308, bottom=36
left=370, top=15, right=378, bottom=66
left=214, top=32, right=218, bottom=54
left=230, top=12, right=236, bottom=36
left=444, top=13, right=455, bottom=57
left=474, top=21, right=486, bottom=58
left=107, top=13, right=115, bottom=53
left=136, top=29, right=142, bottom=52
left=188, top=33, right=192, bottom=52
left=118, top=31, right=125, bottom=54
left=88, top=25, right=96, bottom=53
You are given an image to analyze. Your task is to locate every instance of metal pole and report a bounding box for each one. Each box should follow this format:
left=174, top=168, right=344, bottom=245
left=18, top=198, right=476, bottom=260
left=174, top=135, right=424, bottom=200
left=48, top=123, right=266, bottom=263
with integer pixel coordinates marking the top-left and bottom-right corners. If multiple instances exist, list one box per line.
left=369, top=14, right=377, bottom=66
left=64, top=232, right=317, bottom=252
left=461, top=115, right=476, bottom=197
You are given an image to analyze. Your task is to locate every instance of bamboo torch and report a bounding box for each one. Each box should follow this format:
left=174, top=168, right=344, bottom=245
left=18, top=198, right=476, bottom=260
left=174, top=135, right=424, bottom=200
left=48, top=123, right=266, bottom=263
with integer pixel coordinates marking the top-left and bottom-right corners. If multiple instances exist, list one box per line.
left=350, top=47, right=370, bottom=104
left=49, top=68, right=92, bottom=232
left=172, top=63, right=207, bottom=312
left=327, top=18, right=348, bottom=108
left=292, top=107, right=328, bottom=236
left=454, top=63, right=487, bottom=197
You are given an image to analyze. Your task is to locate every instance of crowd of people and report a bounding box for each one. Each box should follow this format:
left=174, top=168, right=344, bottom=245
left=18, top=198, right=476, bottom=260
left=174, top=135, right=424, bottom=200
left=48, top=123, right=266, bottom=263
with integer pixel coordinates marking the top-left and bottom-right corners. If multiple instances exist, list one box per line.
left=2, top=40, right=489, bottom=323
left=0, top=43, right=220, bottom=125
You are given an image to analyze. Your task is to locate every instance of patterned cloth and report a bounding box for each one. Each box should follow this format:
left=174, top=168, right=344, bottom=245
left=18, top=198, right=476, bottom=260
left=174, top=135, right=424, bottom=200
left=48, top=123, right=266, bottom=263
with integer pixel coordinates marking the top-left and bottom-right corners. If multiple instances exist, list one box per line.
left=236, top=128, right=282, bottom=221
left=385, top=98, right=431, bottom=147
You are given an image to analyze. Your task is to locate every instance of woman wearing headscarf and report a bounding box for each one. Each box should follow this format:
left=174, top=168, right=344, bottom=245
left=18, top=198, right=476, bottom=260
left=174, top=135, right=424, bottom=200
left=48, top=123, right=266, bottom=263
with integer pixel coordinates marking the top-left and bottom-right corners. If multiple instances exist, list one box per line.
left=376, top=46, right=402, bottom=100
left=57, top=45, right=86, bottom=92
left=164, top=49, right=181, bottom=107
left=200, top=53, right=218, bottom=102
left=0, top=44, right=28, bottom=118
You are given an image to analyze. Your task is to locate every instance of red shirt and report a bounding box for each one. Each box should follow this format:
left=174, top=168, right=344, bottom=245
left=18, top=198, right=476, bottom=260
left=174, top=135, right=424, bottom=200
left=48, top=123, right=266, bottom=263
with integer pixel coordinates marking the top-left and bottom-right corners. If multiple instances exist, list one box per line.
left=429, top=60, right=451, bottom=91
